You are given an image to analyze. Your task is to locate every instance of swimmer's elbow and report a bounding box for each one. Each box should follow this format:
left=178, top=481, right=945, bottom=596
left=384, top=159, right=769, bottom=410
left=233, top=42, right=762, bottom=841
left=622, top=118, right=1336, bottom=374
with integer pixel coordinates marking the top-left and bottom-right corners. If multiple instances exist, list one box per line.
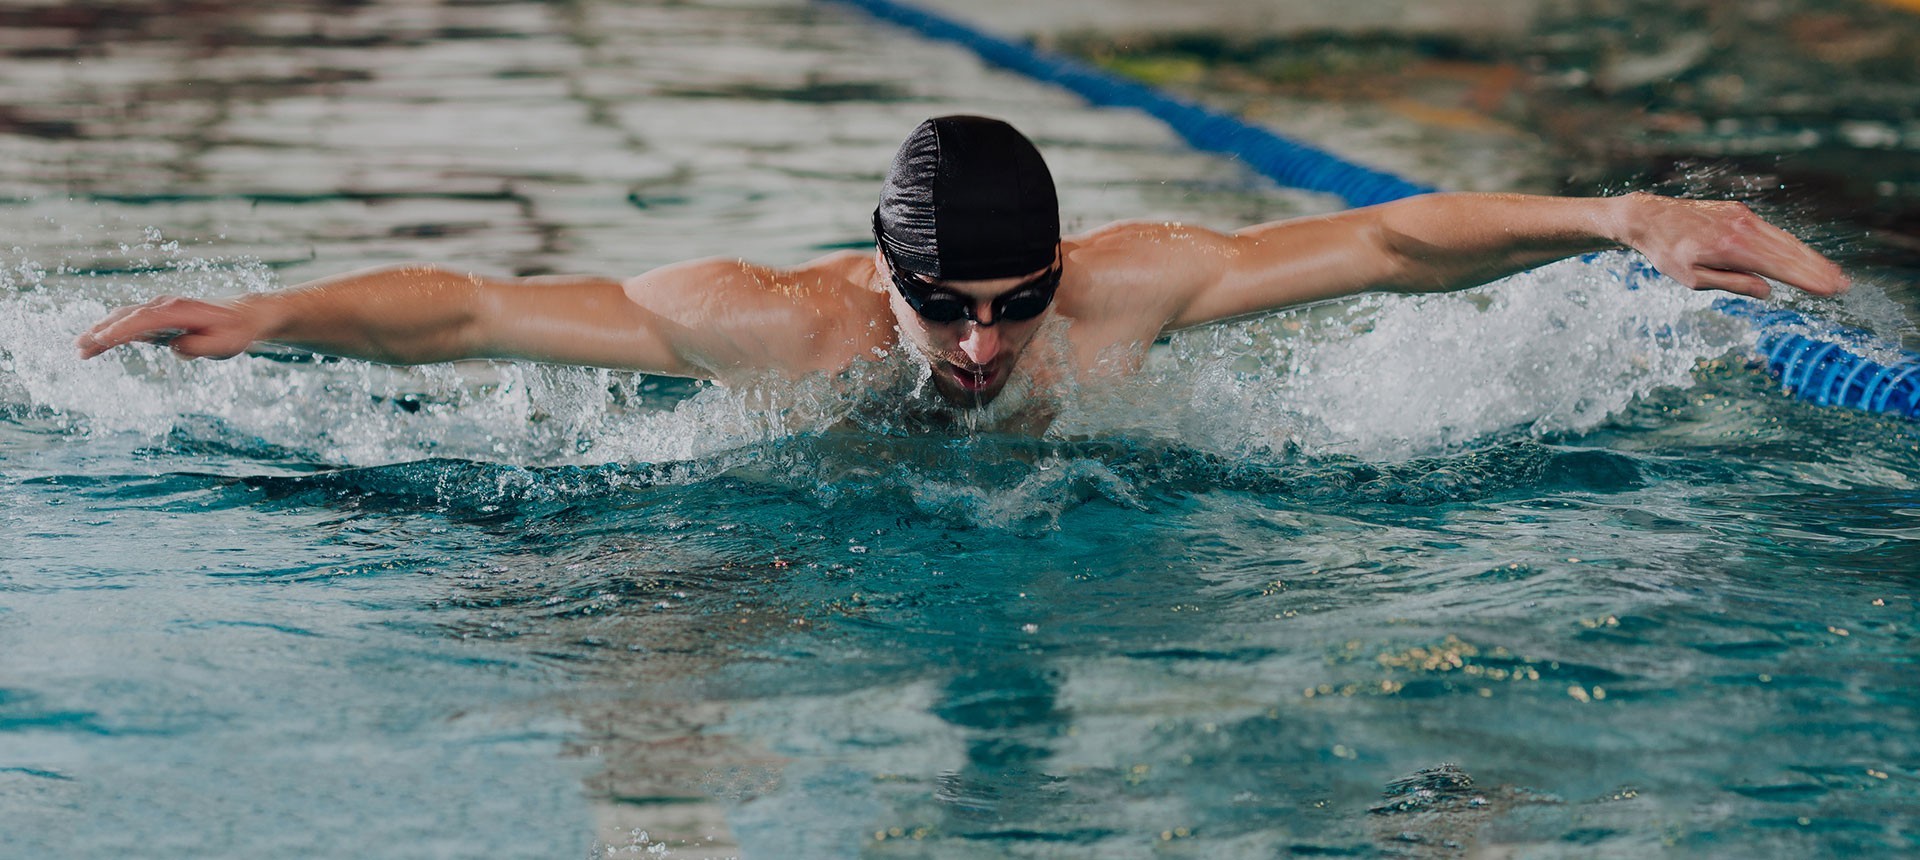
left=1368, top=215, right=1444, bottom=293
left=382, top=268, right=493, bottom=364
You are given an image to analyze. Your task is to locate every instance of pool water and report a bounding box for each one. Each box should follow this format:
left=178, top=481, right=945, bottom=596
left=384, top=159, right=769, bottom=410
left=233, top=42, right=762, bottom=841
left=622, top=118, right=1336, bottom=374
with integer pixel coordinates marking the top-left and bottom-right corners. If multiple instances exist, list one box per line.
left=2, top=1, right=1917, bottom=857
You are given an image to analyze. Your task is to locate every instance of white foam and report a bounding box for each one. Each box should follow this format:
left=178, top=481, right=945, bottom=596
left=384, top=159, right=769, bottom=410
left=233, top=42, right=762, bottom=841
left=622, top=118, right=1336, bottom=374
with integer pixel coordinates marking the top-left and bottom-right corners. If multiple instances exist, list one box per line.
left=0, top=245, right=1790, bottom=470
left=1150, top=254, right=1754, bottom=460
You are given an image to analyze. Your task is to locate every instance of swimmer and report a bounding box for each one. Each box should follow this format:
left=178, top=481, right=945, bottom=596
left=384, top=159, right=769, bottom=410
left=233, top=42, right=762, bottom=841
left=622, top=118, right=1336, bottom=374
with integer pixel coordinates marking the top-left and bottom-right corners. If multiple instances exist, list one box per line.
left=77, top=115, right=1850, bottom=422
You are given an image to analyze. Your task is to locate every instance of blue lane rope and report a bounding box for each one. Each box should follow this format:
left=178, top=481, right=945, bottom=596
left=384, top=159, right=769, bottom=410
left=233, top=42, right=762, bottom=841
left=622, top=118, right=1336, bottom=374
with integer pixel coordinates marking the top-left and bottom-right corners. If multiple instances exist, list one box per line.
left=1714, top=297, right=1920, bottom=418
left=830, top=0, right=1435, bottom=208
left=826, top=0, right=1920, bottom=421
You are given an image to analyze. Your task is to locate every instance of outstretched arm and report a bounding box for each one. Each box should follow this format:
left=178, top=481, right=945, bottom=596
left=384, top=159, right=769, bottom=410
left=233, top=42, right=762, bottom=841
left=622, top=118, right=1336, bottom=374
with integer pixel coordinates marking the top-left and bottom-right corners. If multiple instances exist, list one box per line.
left=1155, top=192, right=1850, bottom=330
left=76, top=253, right=876, bottom=378
left=77, top=265, right=619, bottom=366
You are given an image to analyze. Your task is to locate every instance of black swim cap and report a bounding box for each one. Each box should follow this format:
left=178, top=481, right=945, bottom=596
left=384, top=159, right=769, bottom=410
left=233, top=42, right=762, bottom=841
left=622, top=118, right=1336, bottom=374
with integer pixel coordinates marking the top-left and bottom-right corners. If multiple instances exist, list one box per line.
left=874, top=115, right=1060, bottom=281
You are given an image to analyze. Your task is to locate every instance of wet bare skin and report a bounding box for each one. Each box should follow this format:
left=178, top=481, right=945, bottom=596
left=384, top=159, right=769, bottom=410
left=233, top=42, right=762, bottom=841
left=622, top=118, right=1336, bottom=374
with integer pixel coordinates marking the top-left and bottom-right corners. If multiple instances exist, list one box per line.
left=75, top=192, right=1851, bottom=430
left=871, top=243, right=1159, bottom=413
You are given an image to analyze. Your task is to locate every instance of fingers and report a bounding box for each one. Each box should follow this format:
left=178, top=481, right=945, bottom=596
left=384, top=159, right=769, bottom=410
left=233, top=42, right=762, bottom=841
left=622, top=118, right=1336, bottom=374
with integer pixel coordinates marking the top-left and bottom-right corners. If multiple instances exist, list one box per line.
left=1688, top=267, right=1772, bottom=300
left=1698, top=206, right=1851, bottom=297
left=74, top=305, right=140, bottom=357
left=76, top=297, right=219, bottom=359
left=1738, top=221, right=1848, bottom=296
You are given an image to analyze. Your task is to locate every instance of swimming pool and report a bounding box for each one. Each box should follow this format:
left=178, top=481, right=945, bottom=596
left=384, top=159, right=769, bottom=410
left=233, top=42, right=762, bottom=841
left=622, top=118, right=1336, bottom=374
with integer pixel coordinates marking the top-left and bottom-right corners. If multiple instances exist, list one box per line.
left=3, top=1, right=1917, bottom=857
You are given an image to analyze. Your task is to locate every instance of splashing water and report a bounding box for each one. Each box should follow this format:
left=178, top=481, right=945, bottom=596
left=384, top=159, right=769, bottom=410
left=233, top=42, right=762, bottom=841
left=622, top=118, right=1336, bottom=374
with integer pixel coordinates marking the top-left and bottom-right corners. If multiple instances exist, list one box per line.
left=1221, top=254, right=1750, bottom=459
left=4, top=240, right=1769, bottom=479
left=1040, top=253, right=1752, bottom=462
left=7, top=2, right=1918, bottom=856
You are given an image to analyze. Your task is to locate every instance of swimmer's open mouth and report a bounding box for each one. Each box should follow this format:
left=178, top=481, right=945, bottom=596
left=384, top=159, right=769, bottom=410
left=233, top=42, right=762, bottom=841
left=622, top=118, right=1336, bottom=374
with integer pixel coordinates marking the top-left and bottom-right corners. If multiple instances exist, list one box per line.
left=943, top=362, right=1001, bottom=392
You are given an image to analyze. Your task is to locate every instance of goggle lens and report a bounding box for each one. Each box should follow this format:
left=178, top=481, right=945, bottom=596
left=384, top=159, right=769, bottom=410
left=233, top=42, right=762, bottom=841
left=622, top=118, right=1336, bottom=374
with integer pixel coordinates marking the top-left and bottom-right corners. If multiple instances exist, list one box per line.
left=995, top=289, right=1052, bottom=322
left=912, top=295, right=971, bottom=323
left=886, top=255, right=1060, bottom=327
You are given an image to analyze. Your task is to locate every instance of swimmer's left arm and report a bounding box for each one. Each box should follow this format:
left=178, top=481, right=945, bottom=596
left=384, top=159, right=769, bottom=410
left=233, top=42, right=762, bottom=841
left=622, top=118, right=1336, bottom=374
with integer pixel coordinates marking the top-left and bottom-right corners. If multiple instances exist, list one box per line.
left=1162, top=192, right=1850, bottom=330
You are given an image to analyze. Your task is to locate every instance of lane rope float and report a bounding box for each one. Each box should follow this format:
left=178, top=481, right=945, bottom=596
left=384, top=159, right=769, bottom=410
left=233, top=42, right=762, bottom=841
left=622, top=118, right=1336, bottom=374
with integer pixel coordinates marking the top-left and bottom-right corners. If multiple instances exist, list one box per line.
left=828, top=0, right=1920, bottom=421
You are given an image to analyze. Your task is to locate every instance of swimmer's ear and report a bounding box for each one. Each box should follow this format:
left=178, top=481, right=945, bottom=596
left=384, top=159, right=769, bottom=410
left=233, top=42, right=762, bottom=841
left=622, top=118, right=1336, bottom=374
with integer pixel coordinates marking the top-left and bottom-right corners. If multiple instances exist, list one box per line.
left=866, top=250, right=891, bottom=293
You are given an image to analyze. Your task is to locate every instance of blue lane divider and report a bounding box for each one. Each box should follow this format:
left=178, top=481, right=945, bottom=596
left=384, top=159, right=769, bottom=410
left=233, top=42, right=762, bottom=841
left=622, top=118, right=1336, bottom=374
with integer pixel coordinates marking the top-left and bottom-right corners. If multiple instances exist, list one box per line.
left=1715, top=297, right=1920, bottom=419
left=826, top=0, right=1920, bottom=421
left=830, top=0, right=1435, bottom=208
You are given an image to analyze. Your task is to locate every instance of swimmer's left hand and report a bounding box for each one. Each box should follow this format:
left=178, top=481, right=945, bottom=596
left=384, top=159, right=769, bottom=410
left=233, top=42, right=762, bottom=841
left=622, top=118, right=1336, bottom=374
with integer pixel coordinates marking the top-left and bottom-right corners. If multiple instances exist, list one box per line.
left=1610, top=192, right=1850, bottom=300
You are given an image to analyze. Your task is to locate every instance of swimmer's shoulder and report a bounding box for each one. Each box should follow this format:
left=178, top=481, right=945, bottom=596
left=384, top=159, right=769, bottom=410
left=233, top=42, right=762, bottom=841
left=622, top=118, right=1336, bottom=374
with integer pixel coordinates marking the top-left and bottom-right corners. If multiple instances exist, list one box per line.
left=641, top=250, right=888, bottom=376
left=1057, top=221, right=1220, bottom=322
left=784, top=249, right=894, bottom=365
left=1061, top=219, right=1227, bottom=292
left=701, top=249, right=879, bottom=307
left=1066, top=219, right=1225, bottom=253
left=780, top=249, right=882, bottom=297
left=796, top=250, right=889, bottom=319
left=638, top=250, right=883, bottom=318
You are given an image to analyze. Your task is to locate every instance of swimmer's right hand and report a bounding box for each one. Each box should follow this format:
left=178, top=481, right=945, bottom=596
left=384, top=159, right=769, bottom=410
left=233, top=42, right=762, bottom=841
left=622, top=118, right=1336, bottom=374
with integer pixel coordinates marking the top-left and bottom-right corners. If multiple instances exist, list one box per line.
left=75, top=295, right=270, bottom=360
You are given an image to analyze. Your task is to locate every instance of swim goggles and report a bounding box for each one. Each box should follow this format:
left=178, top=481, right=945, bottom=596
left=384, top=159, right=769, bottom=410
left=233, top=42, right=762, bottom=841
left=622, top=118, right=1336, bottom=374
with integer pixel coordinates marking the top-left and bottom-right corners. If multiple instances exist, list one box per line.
left=877, top=242, right=1062, bottom=326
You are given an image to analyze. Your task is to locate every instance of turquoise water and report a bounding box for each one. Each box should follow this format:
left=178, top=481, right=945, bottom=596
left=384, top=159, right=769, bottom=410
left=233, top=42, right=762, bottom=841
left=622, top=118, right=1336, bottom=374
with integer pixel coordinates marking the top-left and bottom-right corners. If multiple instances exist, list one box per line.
left=3, top=1, right=1919, bottom=857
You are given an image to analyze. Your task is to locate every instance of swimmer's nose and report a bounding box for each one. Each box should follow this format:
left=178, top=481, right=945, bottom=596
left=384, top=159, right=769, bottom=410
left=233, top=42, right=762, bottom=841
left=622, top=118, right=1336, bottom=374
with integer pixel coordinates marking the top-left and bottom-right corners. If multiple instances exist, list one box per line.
left=958, top=321, right=1000, bottom=366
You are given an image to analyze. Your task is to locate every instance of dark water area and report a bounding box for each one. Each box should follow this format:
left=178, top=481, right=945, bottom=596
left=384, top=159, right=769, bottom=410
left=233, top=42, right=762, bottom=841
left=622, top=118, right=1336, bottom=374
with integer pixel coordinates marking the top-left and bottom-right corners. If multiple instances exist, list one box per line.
left=3, top=1, right=1919, bottom=858
left=1059, top=0, right=1920, bottom=296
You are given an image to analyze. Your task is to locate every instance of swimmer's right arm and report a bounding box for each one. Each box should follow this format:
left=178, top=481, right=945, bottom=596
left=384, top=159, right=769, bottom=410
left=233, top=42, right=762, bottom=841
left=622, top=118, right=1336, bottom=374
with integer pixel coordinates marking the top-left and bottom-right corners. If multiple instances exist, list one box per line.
left=76, top=264, right=667, bottom=368
left=77, top=255, right=874, bottom=377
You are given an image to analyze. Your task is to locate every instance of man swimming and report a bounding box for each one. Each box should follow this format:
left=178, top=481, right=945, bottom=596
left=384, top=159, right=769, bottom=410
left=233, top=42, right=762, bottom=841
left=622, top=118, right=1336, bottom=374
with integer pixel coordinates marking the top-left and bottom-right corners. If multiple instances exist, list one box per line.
left=77, top=115, right=1849, bottom=425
